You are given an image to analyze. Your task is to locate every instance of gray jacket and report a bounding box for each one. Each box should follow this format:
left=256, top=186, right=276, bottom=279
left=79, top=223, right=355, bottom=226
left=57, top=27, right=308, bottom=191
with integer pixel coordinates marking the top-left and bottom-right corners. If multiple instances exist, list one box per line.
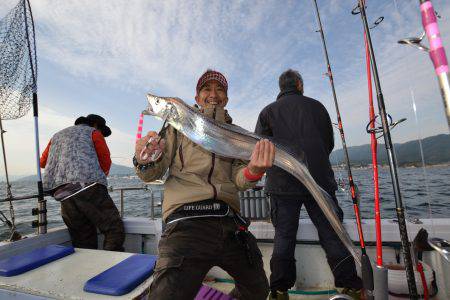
left=43, top=124, right=107, bottom=191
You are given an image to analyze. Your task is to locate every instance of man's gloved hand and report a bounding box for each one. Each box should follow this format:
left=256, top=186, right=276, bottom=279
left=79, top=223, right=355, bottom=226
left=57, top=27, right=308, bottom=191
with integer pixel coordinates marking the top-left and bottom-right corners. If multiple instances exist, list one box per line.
left=135, top=131, right=166, bottom=165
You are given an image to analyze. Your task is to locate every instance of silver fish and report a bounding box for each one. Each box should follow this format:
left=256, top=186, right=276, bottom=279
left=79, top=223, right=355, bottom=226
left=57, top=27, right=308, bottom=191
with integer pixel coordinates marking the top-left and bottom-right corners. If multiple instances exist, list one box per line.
left=428, top=237, right=450, bottom=262
left=144, top=93, right=361, bottom=266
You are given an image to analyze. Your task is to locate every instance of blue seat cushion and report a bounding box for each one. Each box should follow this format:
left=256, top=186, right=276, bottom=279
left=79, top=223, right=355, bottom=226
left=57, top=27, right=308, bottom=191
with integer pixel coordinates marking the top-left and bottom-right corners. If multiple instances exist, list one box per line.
left=84, top=254, right=157, bottom=296
left=0, top=244, right=75, bottom=277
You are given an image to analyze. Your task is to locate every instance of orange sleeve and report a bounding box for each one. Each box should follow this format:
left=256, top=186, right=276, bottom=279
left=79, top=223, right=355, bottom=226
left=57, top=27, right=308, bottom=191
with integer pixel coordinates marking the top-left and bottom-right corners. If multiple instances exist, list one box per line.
left=92, top=130, right=112, bottom=175
left=40, top=141, right=51, bottom=168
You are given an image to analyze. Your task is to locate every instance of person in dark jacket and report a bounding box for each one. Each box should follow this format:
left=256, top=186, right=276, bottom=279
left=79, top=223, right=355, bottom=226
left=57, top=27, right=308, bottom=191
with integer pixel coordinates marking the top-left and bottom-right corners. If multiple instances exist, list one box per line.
left=255, top=69, right=362, bottom=300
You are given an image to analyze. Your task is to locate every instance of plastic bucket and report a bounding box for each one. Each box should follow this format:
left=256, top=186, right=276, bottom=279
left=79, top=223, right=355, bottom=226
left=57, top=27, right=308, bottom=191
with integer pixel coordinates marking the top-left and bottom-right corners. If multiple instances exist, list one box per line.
left=387, top=262, right=433, bottom=296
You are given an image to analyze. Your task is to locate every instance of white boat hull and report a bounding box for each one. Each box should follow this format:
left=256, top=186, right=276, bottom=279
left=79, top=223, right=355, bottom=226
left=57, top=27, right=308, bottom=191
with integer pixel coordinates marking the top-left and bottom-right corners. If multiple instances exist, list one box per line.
left=0, top=217, right=449, bottom=299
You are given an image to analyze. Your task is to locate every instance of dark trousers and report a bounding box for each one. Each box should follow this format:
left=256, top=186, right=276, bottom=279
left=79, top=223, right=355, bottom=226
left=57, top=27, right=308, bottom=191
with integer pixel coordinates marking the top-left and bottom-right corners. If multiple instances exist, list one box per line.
left=61, top=184, right=125, bottom=251
left=269, top=193, right=362, bottom=291
left=149, top=217, right=269, bottom=300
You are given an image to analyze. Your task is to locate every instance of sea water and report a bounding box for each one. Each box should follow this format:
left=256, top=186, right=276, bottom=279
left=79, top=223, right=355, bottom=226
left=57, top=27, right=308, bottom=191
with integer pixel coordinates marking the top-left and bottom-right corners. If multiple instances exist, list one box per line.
left=1, top=165, right=449, bottom=240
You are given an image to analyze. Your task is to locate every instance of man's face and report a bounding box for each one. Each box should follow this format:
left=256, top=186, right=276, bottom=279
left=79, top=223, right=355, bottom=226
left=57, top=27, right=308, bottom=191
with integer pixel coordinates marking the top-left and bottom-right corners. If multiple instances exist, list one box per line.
left=195, top=80, right=228, bottom=109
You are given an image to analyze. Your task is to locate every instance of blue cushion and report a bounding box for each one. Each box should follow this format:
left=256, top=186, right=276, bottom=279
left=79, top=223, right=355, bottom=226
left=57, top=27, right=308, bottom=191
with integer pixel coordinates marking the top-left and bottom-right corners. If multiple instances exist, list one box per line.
left=0, top=244, right=75, bottom=277
left=84, top=254, right=157, bottom=296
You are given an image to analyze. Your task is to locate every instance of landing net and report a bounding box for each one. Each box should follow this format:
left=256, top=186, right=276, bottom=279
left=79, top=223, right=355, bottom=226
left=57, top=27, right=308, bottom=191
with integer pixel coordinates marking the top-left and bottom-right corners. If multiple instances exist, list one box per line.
left=0, top=0, right=37, bottom=120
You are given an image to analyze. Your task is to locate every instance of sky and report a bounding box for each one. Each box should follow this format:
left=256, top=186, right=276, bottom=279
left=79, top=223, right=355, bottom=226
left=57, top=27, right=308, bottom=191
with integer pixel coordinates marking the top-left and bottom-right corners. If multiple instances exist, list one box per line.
left=0, top=0, right=449, bottom=177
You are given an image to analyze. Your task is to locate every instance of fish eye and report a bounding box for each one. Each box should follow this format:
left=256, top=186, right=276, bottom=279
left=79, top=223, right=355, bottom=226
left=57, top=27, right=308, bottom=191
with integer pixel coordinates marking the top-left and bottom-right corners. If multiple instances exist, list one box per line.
left=156, top=99, right=160, bottom=104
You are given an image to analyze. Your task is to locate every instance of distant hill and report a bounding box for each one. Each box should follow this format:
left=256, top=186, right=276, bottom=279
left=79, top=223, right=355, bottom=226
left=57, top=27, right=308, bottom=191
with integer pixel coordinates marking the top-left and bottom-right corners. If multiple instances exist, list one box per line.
left=14, top=163, right=134, bottom=182
left=330, top=134, right=450, bottom=166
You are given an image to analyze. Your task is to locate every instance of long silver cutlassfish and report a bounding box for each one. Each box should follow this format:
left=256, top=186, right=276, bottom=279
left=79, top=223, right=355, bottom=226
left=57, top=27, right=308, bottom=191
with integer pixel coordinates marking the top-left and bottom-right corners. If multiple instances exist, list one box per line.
left=144, top=93, right=361, bottom=266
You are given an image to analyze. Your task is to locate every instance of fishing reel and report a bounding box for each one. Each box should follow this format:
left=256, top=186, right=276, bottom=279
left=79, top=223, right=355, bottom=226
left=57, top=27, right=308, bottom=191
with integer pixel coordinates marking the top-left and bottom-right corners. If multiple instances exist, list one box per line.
left=366, top=114, right=406, bottom=139
left=398, top=10, right=441, bottom=52
left=398, top=32, right=429, bottom=52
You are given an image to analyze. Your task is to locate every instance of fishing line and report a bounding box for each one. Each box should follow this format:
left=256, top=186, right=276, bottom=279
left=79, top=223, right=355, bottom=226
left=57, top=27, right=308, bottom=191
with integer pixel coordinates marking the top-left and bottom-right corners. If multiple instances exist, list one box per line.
left=410, top=88, right=436, bottom=235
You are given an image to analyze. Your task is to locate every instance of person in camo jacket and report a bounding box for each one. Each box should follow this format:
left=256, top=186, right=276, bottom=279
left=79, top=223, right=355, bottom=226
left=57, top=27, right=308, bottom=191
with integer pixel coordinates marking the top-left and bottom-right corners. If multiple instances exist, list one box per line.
left=40, top=114, right=124, bottom=251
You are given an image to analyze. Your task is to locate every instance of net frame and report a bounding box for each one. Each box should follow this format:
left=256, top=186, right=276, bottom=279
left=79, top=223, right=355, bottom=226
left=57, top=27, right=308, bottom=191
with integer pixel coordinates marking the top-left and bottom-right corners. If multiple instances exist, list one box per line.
left=0, top=0, right=37, bottom=120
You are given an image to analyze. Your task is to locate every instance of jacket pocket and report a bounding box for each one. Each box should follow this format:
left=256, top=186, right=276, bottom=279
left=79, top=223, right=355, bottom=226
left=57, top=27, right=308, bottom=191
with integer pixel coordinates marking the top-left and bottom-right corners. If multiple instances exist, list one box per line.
left=161, top=221, right=180, bottom=238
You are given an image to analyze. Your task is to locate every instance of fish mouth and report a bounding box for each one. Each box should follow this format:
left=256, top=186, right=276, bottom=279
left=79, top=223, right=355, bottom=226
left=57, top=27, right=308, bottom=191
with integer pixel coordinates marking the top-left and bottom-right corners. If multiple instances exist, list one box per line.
left=142, top=105, right=154, bottom=116
left=144, top=93, right=158, bottom=115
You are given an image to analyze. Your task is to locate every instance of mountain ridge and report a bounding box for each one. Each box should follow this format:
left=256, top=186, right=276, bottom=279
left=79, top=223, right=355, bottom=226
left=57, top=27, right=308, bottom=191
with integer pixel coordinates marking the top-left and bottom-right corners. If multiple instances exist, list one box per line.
left=330, top=134, right=450, bottom=166
left=6, top=134, right=450, bottom=182
left=13, top=163, right=134, bottom=182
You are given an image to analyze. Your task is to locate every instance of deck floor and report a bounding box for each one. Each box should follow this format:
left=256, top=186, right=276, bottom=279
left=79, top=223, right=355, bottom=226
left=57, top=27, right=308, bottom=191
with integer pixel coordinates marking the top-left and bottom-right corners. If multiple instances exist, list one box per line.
left=205, top=281, right=336, bottom=299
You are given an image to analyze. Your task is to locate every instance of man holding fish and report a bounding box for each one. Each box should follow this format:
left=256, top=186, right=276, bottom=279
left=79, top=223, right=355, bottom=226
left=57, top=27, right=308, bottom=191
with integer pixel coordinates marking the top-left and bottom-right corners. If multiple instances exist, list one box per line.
left=134, top=70, right=273, bottom=299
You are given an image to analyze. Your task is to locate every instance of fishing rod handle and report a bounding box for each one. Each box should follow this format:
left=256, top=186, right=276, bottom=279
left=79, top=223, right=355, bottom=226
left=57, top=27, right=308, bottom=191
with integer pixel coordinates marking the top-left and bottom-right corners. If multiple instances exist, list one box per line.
left=420, top=1, right=449, bottom=76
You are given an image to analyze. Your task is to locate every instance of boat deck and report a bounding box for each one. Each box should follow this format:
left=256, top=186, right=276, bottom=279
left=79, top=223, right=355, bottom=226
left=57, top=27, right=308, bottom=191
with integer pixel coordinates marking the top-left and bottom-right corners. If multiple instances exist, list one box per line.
left=0, top=217, right=449, bottom=299
left=0, top=249, right=151, bottom=299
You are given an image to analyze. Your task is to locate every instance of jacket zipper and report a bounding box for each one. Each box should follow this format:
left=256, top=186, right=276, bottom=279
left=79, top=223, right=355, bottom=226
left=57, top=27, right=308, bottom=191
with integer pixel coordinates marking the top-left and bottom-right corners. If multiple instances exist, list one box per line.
left=179, top=142, right=184, bottom=171
left=208, top=108, right=217, bottom=200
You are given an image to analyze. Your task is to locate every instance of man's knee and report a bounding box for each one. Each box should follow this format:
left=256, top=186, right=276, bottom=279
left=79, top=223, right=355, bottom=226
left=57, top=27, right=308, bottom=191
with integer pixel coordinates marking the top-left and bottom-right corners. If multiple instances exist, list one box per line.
left=149, top=256, right=206, bottom=300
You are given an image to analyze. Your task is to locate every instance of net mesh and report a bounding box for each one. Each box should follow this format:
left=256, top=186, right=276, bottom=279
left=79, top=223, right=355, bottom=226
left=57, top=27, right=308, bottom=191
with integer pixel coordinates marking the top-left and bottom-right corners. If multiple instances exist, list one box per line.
left=0, top=0, right=37, bottom=120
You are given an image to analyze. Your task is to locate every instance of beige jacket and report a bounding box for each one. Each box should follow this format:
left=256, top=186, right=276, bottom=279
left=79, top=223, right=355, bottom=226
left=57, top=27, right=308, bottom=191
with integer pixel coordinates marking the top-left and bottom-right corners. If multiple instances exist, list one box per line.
left=136, top=106, right=258, bottom=221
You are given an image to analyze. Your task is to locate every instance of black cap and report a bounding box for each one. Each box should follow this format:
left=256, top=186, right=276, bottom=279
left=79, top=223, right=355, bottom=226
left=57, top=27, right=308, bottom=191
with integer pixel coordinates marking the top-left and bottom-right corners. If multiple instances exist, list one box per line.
left=74, top=114, right=111, bottom=137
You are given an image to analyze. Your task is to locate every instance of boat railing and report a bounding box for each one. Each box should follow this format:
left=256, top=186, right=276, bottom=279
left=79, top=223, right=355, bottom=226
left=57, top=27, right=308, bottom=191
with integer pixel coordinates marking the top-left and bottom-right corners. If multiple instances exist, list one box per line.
left=0, top=183, right=165, bottom=237
left=107, top=185, right=162, bottom=219
left=238, top=187, right=270, bottom=220
left=107, top=185, right=270, bottom=221
left=0, top=182, right=268, bottom=239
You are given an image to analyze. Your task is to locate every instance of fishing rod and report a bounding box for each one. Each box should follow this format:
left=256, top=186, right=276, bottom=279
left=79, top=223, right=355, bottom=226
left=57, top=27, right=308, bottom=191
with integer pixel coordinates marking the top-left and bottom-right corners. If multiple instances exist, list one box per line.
left=421, top=1, right=449, bottom=129
left=364, top=30, right=389, bottom=299
left=354, top=0, right=419, bottom=298
left=310, top=1, right=373, bottom=298
left=421, top=0, right=450, bottom=130
left=364, top=31, right=383, bottom=271
left=398, top=1, right=450, bottom=130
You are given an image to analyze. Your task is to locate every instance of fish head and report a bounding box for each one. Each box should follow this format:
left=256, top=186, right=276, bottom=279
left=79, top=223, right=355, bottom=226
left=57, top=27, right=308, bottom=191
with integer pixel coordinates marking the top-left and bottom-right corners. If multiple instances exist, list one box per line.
left=144, top=93, right=174, bottom=120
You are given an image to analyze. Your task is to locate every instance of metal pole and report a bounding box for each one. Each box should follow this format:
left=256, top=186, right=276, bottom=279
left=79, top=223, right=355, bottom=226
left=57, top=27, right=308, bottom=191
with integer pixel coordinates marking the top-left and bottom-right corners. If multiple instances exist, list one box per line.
left=311, top=1, right=373, bottom=297
left=150, top=189, right=155, bottom=220
left=419, top=0, right=450, bottom=130
left=120, top=189, right=124, bottom=217
left=23, top=0, right=46, bottom=234
left=357, top=1, right=418, bottom=297
left=0, top=118, right=16, bottom=236
left=0, top=118, right=12, bottom=200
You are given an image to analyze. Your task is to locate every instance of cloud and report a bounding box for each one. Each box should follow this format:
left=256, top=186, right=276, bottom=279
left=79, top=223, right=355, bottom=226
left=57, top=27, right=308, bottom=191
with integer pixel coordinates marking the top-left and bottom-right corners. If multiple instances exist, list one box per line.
left=0, top=104, right=134, bottom=176
left=1, top=0, right=449, bottom=175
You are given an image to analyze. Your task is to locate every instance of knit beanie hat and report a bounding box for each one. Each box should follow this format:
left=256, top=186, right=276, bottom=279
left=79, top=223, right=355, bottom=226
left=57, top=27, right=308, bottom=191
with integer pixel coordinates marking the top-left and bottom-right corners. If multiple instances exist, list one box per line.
left=196, top=69, right=228, bottom=95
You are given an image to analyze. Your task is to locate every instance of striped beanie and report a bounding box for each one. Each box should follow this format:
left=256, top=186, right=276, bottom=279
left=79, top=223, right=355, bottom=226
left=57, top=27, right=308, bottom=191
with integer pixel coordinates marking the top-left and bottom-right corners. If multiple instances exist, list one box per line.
left=196, top=69, right=228, bottom=95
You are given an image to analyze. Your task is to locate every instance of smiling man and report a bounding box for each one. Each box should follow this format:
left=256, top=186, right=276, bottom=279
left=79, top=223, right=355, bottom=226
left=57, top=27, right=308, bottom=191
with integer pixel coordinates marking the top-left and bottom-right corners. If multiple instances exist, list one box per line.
left=134, top=69, right=274, bottom=299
